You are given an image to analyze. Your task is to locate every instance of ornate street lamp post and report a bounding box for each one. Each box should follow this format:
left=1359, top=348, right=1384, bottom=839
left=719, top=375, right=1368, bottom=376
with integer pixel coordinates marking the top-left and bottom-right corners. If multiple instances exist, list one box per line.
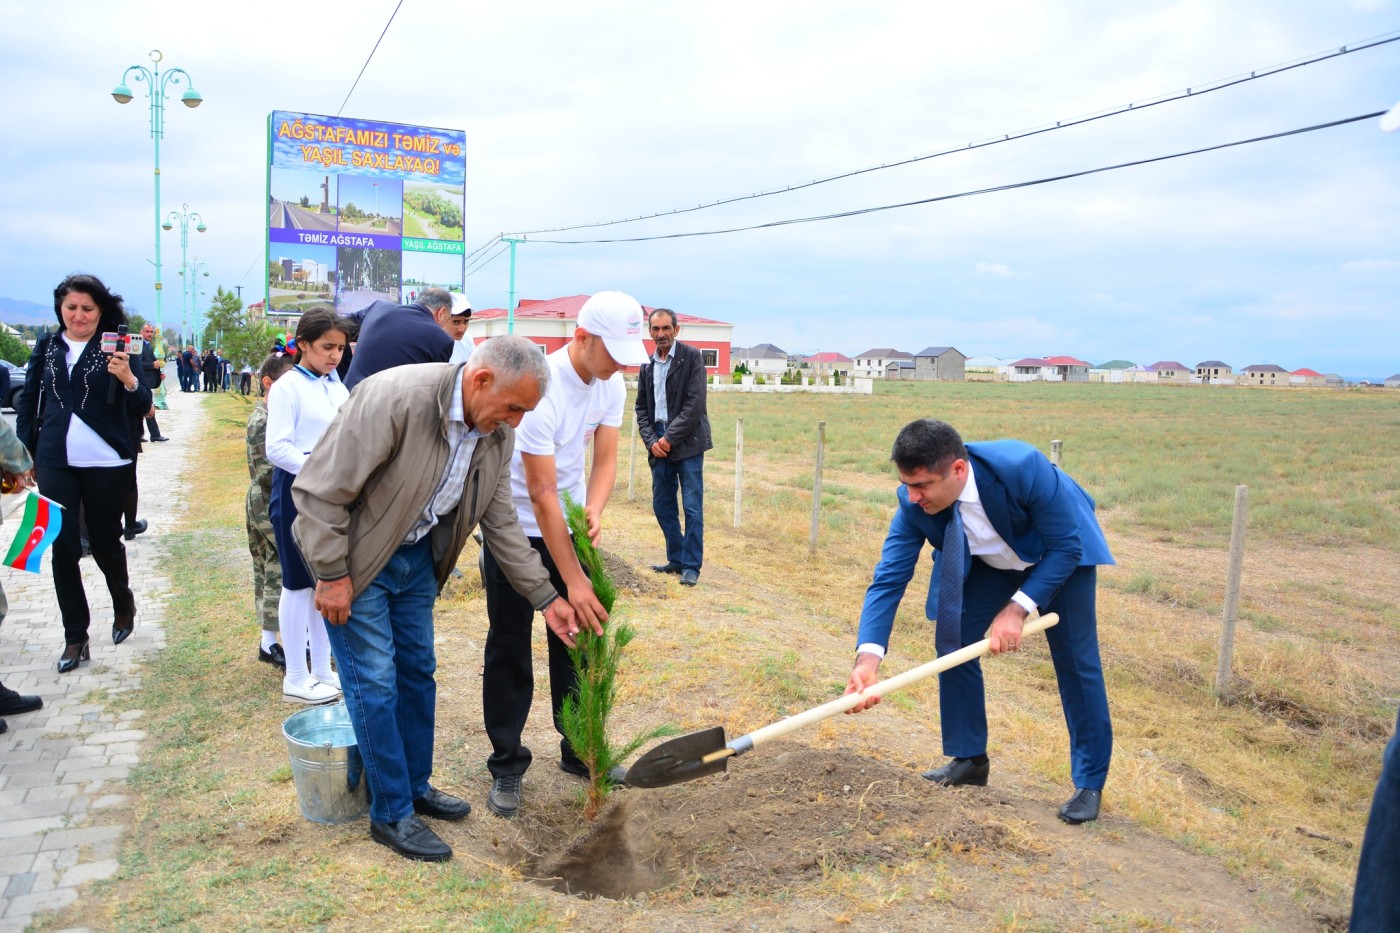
left=162, top=203, right=205, bottom=402
left=111, top=49, right=203, bottom=358
left=181, top=258, right=210, bottom=350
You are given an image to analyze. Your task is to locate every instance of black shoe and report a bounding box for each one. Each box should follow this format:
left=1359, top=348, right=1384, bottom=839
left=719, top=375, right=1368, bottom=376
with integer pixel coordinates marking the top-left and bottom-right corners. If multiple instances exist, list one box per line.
left=80, top=538, right=91, bottom=559
left=558, top=759, right=629, bottom=785
left=369, top=814, right=452, bottom=862
left=0, top=684, right=43, bottom=716
left=651, top=561, right=682, bottom=574
left=113, top=611, right=136, bottom=645
left=258, top=643, right=287, bottom=668
left=1058, top=788, right=1102, bottom=824
left=921, top=757, right=990, bottom=786
left=123, top=519, right=148, bottom=541
left=487, top=774, right=523, bottom=819
left=0, top=718, right=6, bottom=734
left=57, top=641, right=91, bottom=674
left=151, top=435, right=170, bottom=442
left=413, top=785, right=471, bottom=821
left=680, top=569, right=699, bottom=586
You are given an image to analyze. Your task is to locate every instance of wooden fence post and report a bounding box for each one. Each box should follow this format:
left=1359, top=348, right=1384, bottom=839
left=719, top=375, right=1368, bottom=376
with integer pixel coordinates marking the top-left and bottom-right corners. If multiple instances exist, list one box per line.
left=1214, top=485, right=1249, bottom=698
left=734, top=417, right=744, bottom=528
left=809, top=421, right=826, bottom=554
left=1050, top=439, right=1063, bottom=466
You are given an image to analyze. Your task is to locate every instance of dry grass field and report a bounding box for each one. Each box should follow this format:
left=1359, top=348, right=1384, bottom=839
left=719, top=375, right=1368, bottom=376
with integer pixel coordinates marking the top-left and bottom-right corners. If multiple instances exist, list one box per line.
left=44, top=381, right=1398, bottom=931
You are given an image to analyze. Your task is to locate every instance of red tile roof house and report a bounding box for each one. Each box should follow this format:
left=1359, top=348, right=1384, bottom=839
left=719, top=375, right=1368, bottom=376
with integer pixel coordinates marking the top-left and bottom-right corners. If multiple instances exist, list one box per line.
left=1289, top=367, right=1327, bottom=387
left=1043, top=355, right=1092, bottom=382
left=470, top=295, right=733, bottom=374
left=1008, top=358, right=1057, bottom=382
left=1241, top=363, right=1289, bottom=387
left=802, top=351, right=852, bottom=380
left=1146, top=360, right=1191, bottom=383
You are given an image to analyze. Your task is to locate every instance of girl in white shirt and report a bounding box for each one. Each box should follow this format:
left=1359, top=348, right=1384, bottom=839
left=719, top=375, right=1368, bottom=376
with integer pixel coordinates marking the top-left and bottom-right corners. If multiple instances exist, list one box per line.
left=266, top=308, right=351, bottom=704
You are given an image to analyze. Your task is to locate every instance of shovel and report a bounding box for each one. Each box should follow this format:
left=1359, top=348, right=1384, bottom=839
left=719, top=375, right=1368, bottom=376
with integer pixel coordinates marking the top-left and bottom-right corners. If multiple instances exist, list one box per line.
left=624, top=613, right=1059, bottom=788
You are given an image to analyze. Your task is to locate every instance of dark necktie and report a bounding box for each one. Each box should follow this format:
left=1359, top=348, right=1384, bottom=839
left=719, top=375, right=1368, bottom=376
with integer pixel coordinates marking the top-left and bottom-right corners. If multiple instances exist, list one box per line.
left=937, top=502, right=966, bottom=656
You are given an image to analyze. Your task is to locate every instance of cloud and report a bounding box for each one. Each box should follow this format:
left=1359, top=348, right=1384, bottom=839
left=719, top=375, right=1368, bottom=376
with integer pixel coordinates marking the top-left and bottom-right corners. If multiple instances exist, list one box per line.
left=1339, top=259, right=1399, bottom=272
left=974, top=262, right=1015, bottom=277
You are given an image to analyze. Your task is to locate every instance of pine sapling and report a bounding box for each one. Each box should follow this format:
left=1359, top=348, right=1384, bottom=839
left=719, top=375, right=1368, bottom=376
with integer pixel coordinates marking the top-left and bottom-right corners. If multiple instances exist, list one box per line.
left=558, top=493, right=677, bottom=820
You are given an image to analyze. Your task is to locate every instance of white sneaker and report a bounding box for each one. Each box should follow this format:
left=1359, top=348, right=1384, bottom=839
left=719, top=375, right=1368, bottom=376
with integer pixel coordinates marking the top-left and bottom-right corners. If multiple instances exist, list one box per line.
left=282, top=677, right=341, bottom=705
left=313, top=670, right=341, bottom=691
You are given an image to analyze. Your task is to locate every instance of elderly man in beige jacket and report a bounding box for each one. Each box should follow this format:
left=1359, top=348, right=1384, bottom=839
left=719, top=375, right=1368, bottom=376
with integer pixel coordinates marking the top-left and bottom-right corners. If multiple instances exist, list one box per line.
left=292, top=336, right=594, bottom=863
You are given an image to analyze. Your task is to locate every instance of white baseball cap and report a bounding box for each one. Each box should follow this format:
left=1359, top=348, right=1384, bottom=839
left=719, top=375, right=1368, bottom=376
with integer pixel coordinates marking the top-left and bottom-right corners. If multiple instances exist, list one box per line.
left=449, top=291, right=472, bottom=316
left=577, top=291, right=647, bottom=366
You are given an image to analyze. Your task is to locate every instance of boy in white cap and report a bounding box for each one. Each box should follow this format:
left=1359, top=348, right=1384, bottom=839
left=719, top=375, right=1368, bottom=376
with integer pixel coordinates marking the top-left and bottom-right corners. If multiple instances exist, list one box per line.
left=479, top=290, right=648, bottom=818
left=446, top=291, right=474, bottom=364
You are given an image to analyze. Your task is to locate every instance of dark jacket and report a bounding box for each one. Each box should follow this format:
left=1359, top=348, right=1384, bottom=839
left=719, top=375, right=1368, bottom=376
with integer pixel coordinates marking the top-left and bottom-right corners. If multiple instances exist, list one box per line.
left=201, top=351, right=219, bottom=379
left=138, top=339, right=161, bottom=389
left=16, top=331, right=153, bottom=467
left=343, top=300, right=453, bottom=391
left=635, top=339, right=712, bottom=463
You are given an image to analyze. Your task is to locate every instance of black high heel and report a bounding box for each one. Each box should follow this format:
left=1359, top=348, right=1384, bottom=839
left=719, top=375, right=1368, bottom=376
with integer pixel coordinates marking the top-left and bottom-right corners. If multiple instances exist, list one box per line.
left=57, top=641, right=90, bottom=674
left=112, top=611, right=136, bottom=646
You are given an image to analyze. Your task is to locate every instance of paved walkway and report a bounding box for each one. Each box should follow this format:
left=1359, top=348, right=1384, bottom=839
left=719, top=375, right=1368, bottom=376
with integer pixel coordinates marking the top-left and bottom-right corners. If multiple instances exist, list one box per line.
left=0, top=385, right=210, bottom=931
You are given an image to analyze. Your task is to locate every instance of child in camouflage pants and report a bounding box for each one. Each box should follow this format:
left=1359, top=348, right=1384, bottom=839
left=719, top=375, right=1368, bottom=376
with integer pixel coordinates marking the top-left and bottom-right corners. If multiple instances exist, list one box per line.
left=248, top=352, right=295, bottom=667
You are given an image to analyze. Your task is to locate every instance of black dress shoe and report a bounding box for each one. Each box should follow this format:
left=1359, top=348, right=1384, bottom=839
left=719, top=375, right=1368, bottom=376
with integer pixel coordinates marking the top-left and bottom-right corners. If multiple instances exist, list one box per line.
left=113, top=612, right=136, bottom=645
left=151, top=435, right=170, bottom=442
left=680, top=569, right=699, bottom=586
left=369, top=814, right=452, bottom=861
left=651, top=561, right=682, bottom=574
left=0, top=718, right=7, bottom=734
left=412, top=785, right=472, bottom=821
left=1058, top=788, right=1102, bottom=824
left=0, top=684, right=43, bottom=716
left=123, top=519, right=148, bottom=541
left=558, top=759, right=629, bottom=785
left=487, top=774, right=523, bottom=818
left=57, top=641, right=90, bottom=674
left=258, top=643, right=287, bottom=668
left=921, top=757, right=990, bottom=786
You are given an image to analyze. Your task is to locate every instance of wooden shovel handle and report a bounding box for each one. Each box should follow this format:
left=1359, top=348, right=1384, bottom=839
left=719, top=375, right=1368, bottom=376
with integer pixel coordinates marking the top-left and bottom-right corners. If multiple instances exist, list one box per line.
left=735, top=613, right=1060, bottom=754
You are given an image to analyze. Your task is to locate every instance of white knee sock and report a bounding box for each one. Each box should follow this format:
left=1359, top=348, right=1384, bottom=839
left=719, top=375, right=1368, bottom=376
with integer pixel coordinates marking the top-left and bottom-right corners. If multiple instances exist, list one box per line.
left=279, top=587, right=311, bottom=686
left=304, top=596, right=335, bottom=683
left=261, top=630, right=279, bottom=651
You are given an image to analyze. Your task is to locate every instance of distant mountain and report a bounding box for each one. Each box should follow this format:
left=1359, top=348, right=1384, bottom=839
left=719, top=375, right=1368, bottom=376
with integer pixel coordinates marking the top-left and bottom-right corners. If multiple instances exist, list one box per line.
left=0, top=296, right=51, bottom=326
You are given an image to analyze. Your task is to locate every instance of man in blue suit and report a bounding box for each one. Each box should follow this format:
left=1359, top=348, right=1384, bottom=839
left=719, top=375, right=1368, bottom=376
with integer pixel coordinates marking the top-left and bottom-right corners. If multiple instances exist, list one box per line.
left=845, top=419, right=1115, bottom=824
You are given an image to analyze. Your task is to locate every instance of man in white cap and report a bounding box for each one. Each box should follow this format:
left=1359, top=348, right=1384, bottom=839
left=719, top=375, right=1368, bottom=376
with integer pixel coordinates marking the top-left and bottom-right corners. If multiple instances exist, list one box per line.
left=479, top=290, right=648, bottom=819
left=446, top=291, right=475, bottom=364
left=343, top=287, right=469, bottom=391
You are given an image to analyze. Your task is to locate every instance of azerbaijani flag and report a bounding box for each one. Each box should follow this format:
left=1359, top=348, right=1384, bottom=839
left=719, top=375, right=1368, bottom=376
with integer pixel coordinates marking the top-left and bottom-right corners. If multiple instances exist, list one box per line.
left=5, top=491, right=63, bottom=574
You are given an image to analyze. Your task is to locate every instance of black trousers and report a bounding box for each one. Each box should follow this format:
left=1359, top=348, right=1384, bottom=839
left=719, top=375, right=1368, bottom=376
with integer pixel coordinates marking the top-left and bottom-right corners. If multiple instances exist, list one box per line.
left=37, top=464, right=136, bottom=645
left=481, top=537, right=583, bottom=777
left=144, top=413, right=161, bottom=439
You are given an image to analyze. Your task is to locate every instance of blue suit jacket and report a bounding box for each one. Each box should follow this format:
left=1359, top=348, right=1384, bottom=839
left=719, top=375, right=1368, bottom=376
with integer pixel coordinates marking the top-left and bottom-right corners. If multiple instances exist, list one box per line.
left=856, top=440, right=1114, bottom=651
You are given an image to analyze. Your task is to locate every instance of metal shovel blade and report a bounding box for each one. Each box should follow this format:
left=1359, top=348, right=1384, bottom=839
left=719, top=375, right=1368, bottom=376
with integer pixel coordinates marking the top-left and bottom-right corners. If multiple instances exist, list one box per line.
left=623, top=726, right=729, bottom=788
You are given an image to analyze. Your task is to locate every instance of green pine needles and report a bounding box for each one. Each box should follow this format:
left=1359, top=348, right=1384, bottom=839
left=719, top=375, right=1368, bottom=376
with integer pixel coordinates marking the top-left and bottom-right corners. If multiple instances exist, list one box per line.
left=559, top=493, right=677, bottom=820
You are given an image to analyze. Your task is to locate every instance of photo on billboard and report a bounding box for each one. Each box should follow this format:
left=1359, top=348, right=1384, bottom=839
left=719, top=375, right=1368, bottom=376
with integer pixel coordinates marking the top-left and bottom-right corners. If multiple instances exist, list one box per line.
left=401, top=251, right=465, bottom=303
left=336, top=247, right=400, bottom=314
left=268, top=244, right=336, bottom=312
left=338, top=175, right=403, bottom=235
left=269, top=168, right=337, bottom=231
left=266, top=111, right=465, bottom=317
left=403, top=181, right=464, bottom=241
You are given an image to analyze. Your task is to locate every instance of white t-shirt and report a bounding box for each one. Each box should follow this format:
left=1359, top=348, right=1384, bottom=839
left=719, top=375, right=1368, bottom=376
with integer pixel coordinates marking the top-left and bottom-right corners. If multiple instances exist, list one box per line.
left=62, top=334, right=128, bottom=468
left=509, top=345, right=624, bottom=537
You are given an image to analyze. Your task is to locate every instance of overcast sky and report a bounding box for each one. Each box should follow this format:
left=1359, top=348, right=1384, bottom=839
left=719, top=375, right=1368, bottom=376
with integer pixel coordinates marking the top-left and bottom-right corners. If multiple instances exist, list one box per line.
left=1, top=1, right=1397, bottom=377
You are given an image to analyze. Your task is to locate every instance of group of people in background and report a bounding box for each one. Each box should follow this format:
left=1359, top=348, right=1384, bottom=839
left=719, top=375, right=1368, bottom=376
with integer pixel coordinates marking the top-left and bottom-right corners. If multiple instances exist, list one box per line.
left=176, top=345, right=232, bottom=393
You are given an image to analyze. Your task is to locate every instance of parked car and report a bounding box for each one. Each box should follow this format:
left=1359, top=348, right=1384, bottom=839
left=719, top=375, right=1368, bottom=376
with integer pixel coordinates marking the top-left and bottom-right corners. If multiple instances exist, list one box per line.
left=0, top=359, right=27, bottom=411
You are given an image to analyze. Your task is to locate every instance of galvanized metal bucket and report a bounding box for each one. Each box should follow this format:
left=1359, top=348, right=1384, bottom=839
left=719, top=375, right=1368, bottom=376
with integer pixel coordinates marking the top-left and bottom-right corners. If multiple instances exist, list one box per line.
left=282, top=702, right=369, bottom=824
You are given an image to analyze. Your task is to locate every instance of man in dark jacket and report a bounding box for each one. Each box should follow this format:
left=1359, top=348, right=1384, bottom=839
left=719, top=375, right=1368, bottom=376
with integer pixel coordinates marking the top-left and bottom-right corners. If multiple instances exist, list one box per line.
left=635, top=308, right=712, bottom=586
left=136, top=324, right=168, bottom=441
left=342, top=288, right=464, bottom=391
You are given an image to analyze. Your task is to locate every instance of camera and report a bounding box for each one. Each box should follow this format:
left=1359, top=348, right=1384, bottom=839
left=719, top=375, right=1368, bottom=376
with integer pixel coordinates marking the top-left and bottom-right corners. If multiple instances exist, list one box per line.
left=101, top=325, right=129, bottom=355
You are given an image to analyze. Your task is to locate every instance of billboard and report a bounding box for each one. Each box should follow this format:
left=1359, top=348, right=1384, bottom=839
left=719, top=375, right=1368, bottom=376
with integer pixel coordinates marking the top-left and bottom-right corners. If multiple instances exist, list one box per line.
left=266, top=111, right=466, bottom=315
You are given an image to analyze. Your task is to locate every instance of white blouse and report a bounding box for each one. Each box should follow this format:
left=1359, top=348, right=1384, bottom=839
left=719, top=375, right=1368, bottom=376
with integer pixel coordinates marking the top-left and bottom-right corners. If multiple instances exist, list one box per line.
left=62, top=334, right=129, bottom=468
left=265, top=365, right=348, bottom=475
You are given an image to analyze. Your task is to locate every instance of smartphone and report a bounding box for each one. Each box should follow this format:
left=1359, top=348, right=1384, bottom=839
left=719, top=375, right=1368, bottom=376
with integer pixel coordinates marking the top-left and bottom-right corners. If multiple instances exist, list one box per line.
left=101, top=332, right=119, bottom=354
left=126, top=335, right=145, bottom=357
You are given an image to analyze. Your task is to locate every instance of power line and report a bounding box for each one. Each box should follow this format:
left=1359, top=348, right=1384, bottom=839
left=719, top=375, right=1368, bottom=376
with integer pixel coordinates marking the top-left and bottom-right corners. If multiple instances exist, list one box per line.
left=464, top=243, right=510, bottom=278
left=508, top=31, right=1400, bottom=237
left=526, top=111, right=1384, bottom=244
left=336, top=0, right=405, bottom=117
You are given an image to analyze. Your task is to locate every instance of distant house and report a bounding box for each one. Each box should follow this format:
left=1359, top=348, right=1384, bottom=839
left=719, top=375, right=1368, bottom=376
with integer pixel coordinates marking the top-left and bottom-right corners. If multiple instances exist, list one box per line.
left=1146, top=360, right=1191, bottom=384
left=1385, top=373, right=1400, bottom=388
left=1008, top=358, right=1057, bottom=382
left=1093, top=360, right=1150, bottom=384
left=1096, top=359, right=1136, bottom=370
left=803, top=351, right=851, bottom=378
left=851, top=348, right=913, bottom=379
left=884, top=359, right=917, bottom=380
left=1044, top=355, right=1091, bottom=382
left=733, top=343, right=789, bottom=376
left=965, top=355, right=1009, bottom=381
left=1289, top=367, right=1327, bottom=387
left=1241, top=364, right=1288, bottom=386
left=914, top=346, right=966, bottom=381
left=1325, top=373, right=1346, bottom=388
left=1195, top=360, right=1233, bottom=383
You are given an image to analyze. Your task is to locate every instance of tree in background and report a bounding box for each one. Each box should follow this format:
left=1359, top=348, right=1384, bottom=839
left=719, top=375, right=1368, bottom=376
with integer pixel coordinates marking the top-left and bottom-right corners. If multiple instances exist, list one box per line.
left=199, top=286, right=244, bottom=350
left=0, top=330, right=30, bottom=366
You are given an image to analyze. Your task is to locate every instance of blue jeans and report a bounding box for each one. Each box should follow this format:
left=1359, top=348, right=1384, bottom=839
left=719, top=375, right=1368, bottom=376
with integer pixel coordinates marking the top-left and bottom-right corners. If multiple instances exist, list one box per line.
left=651, top=451, right=705, bottom=573
left=1351, top=709, right=1400, bottom=931
left=324, top=537, right=438, bottom=824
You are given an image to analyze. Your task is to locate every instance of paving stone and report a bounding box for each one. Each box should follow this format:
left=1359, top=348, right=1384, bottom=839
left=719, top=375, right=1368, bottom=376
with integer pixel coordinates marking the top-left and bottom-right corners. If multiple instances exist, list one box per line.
left=0, top=817, right=66, bottom=840
left=59, top=859, right=118, bottom=887
left=24, top=784, right=79, bottom=804
left=4, top=885, right=77, bottom=918
left=2, top=872, right=35, bottom=898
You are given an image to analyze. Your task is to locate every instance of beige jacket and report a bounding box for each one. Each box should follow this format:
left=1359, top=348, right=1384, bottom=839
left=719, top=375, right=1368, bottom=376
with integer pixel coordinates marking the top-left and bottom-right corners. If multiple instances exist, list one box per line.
left=291, top=363, right=556, bottom=607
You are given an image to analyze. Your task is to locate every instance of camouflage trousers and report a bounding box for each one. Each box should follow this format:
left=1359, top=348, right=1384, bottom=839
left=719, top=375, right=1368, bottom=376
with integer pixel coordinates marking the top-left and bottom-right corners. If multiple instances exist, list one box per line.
left=246, top=488, right=281, bottom=634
